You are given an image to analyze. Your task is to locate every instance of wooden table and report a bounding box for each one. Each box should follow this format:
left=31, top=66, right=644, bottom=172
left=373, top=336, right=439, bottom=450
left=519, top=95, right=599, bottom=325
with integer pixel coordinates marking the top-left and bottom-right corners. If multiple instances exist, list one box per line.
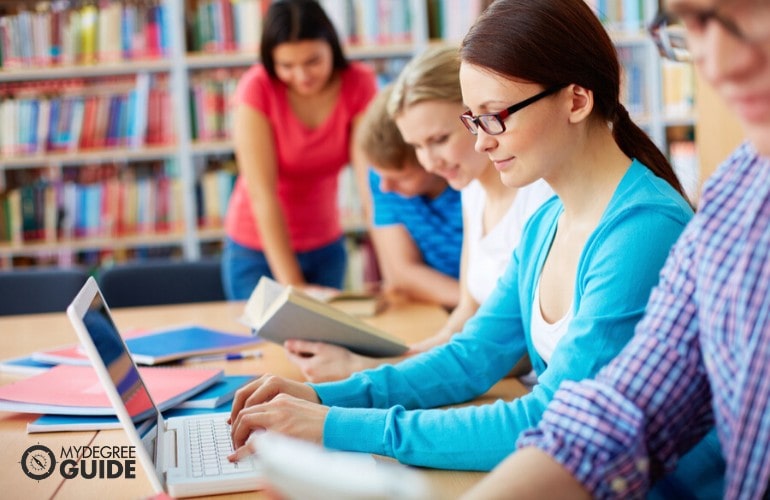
left=0, top=298, right=527, bottom=499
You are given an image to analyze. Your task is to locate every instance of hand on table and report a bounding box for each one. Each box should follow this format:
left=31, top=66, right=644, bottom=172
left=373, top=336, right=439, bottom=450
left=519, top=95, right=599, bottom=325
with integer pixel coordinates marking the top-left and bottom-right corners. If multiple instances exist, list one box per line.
left=284, top=339, right=382, bottom=382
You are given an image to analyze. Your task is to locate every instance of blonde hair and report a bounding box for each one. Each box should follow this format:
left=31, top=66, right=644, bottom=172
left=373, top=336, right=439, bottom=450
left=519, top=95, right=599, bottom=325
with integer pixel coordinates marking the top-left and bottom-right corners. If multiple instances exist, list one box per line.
left=387, top=45, right=463, bottom=118
left=356, top=84, right=418, bottom=171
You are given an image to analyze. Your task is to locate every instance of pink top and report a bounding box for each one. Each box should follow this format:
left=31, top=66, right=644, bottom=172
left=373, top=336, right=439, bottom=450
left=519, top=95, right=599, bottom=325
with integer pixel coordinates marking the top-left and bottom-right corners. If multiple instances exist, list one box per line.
left=224, top=62, right=377, bottom=251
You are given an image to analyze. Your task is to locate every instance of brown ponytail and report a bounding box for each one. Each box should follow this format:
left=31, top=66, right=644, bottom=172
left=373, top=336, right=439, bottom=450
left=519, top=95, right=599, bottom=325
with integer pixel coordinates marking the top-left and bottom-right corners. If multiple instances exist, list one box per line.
left=460, top=0, right=688, bottom=202
left=612, top=103, right=687, bottom=200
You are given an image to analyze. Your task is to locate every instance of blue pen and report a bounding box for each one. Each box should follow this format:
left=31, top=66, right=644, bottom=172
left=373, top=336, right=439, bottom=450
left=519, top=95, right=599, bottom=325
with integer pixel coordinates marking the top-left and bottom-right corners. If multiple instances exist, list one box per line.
left=185, top=350, right=263, bottom=363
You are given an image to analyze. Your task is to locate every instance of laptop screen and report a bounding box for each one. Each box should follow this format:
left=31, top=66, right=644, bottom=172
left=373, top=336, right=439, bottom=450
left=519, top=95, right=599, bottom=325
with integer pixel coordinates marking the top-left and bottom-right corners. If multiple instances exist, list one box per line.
left=80, top=290, right=160, bottom=454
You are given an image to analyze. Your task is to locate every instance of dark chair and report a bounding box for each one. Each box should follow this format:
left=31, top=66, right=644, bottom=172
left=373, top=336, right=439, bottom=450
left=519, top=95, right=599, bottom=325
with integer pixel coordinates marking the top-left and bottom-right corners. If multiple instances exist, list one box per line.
left=0, top=268, right=90, bottom=316
left=98, top=259, right=226, bottom=308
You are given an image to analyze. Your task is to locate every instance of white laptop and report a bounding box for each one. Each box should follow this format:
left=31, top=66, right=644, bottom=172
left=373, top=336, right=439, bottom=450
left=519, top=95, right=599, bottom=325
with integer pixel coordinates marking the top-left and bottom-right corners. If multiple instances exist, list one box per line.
left=66, top=277, right=263, bottom=498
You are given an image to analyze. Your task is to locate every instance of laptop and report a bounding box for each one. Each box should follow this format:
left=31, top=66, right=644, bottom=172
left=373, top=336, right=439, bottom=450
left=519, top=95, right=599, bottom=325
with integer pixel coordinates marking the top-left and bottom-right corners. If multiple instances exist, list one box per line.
left=66, top=277, right=262, bottom=498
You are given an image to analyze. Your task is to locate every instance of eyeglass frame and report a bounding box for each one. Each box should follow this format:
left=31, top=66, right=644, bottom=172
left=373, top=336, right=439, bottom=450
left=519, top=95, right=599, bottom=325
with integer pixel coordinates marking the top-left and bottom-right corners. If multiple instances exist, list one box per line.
left=649, top=4, right=770, bottom=62
left=459, top=84, right=567, bottom=136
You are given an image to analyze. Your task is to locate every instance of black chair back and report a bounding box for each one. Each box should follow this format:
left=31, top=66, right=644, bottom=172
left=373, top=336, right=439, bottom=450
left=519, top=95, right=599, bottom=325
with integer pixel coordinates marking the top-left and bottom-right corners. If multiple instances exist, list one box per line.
left=98, top=259, right=225, bottom=308
left=0, top=268, right=90, bottom=316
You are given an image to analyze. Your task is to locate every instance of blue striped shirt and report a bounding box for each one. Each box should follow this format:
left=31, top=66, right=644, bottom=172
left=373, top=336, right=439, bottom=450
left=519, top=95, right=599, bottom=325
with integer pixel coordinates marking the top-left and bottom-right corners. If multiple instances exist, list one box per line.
left=369, top=169, right=462, bottom=279
left=519, top=143, right=770, bottom=498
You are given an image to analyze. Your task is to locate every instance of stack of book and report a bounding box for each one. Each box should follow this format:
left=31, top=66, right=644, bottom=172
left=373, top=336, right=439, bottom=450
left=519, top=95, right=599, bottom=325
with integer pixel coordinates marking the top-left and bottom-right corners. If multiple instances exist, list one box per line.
left=0, top=323, right=260, bottom=433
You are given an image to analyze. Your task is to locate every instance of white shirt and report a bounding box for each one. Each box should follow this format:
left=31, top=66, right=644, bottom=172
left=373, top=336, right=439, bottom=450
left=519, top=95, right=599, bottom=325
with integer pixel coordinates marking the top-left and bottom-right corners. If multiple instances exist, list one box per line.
left=462, top=179, right=554, bottom=304
left=530, top=274, right=574, bottom=364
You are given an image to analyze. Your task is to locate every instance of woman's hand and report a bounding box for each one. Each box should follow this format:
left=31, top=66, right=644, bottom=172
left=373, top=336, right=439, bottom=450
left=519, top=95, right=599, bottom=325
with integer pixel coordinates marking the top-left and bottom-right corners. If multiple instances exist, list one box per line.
left=228, top=393, right=329, bottom=458
left=284, top=339, right=382, bottom=382
left=228, top=374, right=320, bottom=429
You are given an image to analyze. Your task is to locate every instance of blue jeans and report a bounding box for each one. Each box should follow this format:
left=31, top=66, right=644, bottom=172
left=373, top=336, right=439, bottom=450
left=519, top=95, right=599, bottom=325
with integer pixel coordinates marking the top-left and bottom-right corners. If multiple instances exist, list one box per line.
left=221, top=237, right=347, bottom=300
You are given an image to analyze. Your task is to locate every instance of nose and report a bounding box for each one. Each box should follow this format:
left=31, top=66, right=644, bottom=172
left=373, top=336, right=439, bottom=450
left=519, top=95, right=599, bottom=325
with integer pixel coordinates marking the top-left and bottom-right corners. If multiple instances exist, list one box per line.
left=696, top=19, right=757, bottom=87
left=417, top=147, right=444, bottom=174
left=473, top=128, right=497, bottom=154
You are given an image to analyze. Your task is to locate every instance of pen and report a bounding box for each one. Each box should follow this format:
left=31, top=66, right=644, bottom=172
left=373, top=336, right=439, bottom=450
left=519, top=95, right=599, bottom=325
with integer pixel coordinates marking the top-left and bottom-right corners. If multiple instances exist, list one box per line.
left=185, top=350, right=263, bottom=363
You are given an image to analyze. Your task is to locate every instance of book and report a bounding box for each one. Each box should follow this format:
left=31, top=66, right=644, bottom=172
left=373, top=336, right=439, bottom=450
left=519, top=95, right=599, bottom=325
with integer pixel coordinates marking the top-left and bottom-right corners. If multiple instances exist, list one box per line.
left=0, top=364, right=223, bottom=416
left=27, top=403, right=233, bottom=434
left=175, top=374, right=255, bottom=409
left=32, top=324, right=263, bottom=366
left=0, top=355, right=57, bottom=375
left=241, top=277, right=407, bottom=358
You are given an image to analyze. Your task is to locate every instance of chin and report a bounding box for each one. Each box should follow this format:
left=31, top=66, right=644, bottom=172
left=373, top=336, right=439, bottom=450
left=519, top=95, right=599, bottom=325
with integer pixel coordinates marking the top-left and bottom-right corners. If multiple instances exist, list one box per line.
left=747, top=128, right=770, bottom=158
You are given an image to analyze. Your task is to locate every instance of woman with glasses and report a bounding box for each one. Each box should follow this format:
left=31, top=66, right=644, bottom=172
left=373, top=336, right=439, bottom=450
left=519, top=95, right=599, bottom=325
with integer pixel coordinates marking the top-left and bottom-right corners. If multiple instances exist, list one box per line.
left=221, top=0, right=377, bottom=300
left=225, top=1, right=719, bottom=490
left=283, top=46, right=552, bottom=383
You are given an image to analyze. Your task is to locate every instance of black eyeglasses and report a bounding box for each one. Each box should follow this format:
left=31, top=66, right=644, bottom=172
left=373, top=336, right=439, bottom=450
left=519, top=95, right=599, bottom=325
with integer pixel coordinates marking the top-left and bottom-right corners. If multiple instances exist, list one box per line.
left=649, top=3, right=770, bottom=63
left=459, top=85, right=566, bottom=136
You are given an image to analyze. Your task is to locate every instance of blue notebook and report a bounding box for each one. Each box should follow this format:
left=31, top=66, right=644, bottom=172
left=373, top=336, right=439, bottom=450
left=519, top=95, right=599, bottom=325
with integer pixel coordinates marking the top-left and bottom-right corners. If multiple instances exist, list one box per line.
left=0, top=355, right=57, bottom=375
left=32, top=325, right=263, bottom=366
left=125, top=325, right=263, bottom=365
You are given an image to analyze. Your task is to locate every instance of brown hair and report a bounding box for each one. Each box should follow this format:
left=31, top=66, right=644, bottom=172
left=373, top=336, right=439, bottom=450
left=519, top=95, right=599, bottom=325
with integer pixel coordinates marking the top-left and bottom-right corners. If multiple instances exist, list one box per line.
left=460, top=0, right=686, bottom=198
left=260, top=0, right=348, bottom=80
left=387, top=45, right=462, bottom=118
left=357, top=85, right=418, bottom=171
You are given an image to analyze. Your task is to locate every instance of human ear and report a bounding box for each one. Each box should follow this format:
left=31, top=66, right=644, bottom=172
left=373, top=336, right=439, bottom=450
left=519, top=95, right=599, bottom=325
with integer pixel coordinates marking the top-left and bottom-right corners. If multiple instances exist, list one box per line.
left=566, top=84, right=594, bottom=124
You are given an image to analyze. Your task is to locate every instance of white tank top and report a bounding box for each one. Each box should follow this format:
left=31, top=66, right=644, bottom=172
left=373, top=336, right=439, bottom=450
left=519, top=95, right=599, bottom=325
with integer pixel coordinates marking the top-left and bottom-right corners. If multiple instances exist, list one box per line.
left=530, top=274, right=574, bottom=364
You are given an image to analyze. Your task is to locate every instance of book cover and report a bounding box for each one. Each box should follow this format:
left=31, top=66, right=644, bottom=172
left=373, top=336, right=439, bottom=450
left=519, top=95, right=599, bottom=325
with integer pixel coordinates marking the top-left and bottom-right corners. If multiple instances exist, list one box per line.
left=0, top=355, right=57, bottom=376
left=174, top=374, right=255, bottom=409
left=242, top=277, right=407, bottom=358
left=0, top=364, right=223, bottom=416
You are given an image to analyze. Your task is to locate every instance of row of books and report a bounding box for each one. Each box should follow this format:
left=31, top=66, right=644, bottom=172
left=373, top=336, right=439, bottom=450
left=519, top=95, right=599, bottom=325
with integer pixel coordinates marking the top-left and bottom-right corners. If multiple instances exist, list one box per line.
left=617, top=46, right=645, bottom=117
left=0, top=323, right=260, bottom=433
left=662, top=59, right=696, bottom=119
left=0, top=161, right=183, bottom=243
left=0, top=0, right=169, bottom=69
left=0, top=159, right=238, bottom=244
left=426, top=0, right=486, bottom=42
left=585, top=0, right=651, bottom=32
left=0, top=74, right=173, bottom=157
left=187, top=0, right=265, bottom=54
left=189, top=68, right=244, bottom=142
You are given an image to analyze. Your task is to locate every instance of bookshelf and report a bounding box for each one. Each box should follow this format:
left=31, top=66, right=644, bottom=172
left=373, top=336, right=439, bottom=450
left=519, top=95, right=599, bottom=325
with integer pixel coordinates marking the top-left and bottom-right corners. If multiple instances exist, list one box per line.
left=0, top=0, right=696, bottom=270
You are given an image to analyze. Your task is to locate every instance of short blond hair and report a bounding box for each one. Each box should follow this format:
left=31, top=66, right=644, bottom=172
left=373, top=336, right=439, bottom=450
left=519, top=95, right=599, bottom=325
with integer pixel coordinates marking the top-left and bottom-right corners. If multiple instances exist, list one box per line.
left=387, top=45, right=462, bottom=118
left=356, top=84, right=418, bottom=171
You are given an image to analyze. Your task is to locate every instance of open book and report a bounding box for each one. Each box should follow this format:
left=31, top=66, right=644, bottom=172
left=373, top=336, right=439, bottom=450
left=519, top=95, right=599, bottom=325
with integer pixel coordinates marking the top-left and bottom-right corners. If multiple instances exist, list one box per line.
left=241, top=277, right=408, bottom=358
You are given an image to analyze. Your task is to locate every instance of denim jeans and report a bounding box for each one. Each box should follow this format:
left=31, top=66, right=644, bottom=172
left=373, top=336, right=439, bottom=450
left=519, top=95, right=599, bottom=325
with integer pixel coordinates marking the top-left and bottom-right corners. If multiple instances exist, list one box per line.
left=221, top=236, right=347, bottom=300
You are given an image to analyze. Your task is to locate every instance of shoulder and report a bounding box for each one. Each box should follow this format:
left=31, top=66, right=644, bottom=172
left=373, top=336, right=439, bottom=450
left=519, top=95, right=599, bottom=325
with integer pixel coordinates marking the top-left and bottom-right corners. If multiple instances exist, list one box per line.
left=235, top=65, right=276, bottom=108
left=606, top=160, right=694, bottom=227
left=341, top=63, right=378, bottom=112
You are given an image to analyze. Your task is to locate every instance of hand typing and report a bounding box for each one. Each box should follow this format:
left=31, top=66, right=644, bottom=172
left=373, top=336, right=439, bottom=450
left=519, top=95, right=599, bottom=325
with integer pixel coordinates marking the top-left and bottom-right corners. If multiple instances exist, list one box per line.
left=227, top=375, right=325, bottom=457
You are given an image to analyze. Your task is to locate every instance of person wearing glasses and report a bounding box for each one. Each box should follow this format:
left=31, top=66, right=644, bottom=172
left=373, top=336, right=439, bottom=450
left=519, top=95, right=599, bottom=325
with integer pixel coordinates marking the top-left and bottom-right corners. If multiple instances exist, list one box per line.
left=225, top=0, right=706, bottom=480
left=462, top=0, right=770, bottom=497
left=283, top=47, right=552, bottom=383
left=221, top=0, right=377, bottom=300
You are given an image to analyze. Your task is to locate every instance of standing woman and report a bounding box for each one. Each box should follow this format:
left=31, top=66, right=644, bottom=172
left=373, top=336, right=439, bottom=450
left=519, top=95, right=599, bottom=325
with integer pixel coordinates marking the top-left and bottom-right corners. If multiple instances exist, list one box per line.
left=222, top=0, right=377, bottom=299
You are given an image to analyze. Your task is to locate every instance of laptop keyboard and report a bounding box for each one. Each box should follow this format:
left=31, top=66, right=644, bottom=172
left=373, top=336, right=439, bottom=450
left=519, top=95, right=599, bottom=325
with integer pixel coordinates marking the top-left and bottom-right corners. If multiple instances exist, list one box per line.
left=186, top=418, right=255, bottom=477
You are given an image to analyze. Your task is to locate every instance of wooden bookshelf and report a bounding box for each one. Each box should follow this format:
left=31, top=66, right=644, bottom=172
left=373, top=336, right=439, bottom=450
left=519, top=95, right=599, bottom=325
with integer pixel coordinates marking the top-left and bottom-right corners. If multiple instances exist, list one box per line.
left=0, top=0, right=695, bottom=270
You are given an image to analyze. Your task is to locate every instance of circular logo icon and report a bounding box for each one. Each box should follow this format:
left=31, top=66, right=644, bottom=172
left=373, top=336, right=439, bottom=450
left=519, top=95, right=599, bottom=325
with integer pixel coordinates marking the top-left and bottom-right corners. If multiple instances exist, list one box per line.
left=20, top=444, right=57, bottom=481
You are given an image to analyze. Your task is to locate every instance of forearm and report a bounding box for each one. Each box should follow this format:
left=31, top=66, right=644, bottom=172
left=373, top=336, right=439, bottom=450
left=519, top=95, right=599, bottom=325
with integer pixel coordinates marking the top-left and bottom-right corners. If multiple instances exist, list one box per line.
left=384, top=264, right=459, bottom=308
left=461, top=447, right=590, bottom=500
left=253, top=200, right=304, bottom=285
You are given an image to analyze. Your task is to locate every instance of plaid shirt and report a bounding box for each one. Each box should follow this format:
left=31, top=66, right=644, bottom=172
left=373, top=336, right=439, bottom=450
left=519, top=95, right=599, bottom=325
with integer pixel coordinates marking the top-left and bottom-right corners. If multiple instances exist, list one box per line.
left=519, top=143, right=770, bottom=499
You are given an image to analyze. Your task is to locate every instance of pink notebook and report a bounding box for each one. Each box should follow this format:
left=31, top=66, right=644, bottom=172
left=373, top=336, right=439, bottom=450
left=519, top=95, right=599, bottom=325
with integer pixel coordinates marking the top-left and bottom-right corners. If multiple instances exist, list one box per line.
left=0, top=364, right=223, bottom=415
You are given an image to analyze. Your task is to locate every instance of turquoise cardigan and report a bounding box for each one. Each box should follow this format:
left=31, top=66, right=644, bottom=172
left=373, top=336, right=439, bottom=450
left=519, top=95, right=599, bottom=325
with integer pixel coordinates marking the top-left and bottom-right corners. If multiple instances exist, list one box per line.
left=311, top=160, right=693, bottom=471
